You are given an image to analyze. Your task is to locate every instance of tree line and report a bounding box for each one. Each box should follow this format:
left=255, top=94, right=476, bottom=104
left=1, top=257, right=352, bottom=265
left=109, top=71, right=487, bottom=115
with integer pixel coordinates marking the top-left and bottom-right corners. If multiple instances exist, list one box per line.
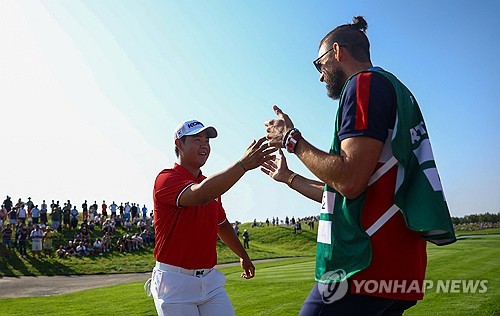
left=451, top=212, right=500, bottom=225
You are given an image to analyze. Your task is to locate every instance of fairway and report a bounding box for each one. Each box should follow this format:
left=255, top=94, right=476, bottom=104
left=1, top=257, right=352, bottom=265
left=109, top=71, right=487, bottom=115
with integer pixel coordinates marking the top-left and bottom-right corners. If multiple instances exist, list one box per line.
left=225, top=258, right=316, bottom=315
left=0, top=235, right=498, bottom=315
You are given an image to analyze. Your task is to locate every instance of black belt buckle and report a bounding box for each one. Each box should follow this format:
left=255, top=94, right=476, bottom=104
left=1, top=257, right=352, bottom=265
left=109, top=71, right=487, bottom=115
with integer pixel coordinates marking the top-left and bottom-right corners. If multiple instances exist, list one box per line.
left=195, top=270, right=204, bottom=277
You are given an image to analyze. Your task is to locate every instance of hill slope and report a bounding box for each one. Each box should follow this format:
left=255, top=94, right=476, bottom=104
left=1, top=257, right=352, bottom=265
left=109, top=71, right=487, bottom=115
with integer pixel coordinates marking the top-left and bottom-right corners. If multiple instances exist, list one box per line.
left=0, top=223, right=317, bottom=277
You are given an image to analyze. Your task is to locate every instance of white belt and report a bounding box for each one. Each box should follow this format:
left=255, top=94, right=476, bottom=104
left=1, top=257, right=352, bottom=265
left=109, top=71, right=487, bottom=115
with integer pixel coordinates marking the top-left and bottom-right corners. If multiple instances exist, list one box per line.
left=155, top=261, right=212, bottom=277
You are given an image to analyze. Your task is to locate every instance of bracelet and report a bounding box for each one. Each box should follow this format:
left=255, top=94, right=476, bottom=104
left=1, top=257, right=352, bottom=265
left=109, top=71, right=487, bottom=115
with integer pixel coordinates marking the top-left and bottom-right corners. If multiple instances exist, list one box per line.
left=282, top=128, right=297, bottom=148
left=237, top=160, right=247, bottom=172
left=285, top=129, right=303, bottom=153
left=287, top=172, right=298, bottom=187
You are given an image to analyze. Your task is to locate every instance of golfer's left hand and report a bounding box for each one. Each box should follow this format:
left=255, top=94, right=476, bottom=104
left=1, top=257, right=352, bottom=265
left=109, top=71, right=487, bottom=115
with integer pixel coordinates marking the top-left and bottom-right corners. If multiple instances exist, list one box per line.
left=240, top=257, right=255, bottom=279
left=239, top=137, right=277, bottom=171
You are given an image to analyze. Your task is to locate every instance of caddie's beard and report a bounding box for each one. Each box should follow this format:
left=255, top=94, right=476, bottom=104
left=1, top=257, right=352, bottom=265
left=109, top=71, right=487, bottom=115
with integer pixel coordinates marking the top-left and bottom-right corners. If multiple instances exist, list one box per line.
left=326, top=66, right=347, bottom=100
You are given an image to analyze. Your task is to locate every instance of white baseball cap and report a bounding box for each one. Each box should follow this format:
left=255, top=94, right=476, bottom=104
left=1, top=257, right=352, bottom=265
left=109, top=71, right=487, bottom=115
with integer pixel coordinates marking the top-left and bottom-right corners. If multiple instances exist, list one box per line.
left=174, top=119, right=218, bottom=140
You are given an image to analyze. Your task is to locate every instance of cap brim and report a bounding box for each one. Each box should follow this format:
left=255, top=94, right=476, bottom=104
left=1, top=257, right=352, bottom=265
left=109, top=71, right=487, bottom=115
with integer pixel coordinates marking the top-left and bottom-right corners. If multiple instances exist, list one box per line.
left=184, top=126, right=218, bottom=138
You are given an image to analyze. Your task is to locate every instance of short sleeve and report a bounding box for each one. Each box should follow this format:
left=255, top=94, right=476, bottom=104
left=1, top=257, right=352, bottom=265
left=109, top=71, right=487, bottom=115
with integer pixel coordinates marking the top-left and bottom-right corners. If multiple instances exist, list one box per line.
left=217, top=198, right=227, bottom=225
left=154, top=170, right=195, bottom=208
left=338, top=72, right=396, bottom=143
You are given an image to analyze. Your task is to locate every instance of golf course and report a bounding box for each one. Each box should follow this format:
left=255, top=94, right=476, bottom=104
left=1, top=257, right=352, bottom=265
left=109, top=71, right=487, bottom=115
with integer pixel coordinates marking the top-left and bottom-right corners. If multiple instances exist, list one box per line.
left=0, top=224, right=498, bottom=315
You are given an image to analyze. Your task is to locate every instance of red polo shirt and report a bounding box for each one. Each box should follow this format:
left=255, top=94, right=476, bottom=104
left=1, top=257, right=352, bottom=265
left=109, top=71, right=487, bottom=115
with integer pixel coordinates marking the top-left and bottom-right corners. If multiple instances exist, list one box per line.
left=153, top=163, right=226, bottom=269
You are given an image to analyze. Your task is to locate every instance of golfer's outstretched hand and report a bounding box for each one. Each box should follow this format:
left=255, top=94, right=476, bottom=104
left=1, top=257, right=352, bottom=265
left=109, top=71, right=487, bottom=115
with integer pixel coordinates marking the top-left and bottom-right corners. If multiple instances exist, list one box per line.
left=261, top=149, right=293, bottom=183
left=264, top=105, right=295, bottom=147
left=240, top=257, right=255, bottom=279
left=239, top=137, right=277, bottom=171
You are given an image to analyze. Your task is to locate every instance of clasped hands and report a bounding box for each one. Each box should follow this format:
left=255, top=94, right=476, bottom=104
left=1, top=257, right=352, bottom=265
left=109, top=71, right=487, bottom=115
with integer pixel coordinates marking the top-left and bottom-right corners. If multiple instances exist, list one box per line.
left=259, top=105, right=296, bottom=182
left=238, top=105, right=295, bottom=183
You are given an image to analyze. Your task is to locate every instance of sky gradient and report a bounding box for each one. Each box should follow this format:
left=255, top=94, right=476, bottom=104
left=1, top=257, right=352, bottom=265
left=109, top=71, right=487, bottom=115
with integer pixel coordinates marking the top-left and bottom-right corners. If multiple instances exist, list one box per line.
left=1, top=1, right=499, bottom=222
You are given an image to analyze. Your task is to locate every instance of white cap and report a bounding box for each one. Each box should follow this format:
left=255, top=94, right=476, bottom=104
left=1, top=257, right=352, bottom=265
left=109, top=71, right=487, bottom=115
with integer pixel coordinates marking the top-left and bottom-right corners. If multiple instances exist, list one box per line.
left=174, top=119, right=218, bottom=140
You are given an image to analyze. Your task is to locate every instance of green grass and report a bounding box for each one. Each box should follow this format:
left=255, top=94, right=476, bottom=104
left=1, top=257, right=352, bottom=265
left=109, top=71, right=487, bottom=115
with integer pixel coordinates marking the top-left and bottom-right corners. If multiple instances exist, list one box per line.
left=225, top=258, right=315, bottom=315
left=217, top=223, right=317, bottom=262
left=0, top=234, right=498, bottom=315
left=2, top=223, right=495, bottom=278
left=0, top=223, right=316, bottom=277
left=0, top=258, right=314, bottom=316
left=0, top=224, right=159, bottom=276
left=454, top=227, right=500, bottom=236
left=406, top=235, right=500, bottom=316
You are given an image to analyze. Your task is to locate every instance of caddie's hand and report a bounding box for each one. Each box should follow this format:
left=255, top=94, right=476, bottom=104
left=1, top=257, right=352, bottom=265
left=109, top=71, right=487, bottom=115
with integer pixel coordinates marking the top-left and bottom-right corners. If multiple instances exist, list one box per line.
left=260, top=149, right=293, bottom=183
left=240, top=257, right=255, bottom=279
left=264, top=105, right=294, bottom=147
left=239, top=137, right=278, bottom=171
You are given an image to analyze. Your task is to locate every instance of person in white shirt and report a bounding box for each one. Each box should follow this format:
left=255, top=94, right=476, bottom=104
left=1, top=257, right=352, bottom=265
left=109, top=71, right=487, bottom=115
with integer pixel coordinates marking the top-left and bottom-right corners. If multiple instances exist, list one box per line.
left=93, top=238, right=103, bottom=254
left=131, top=233, right=144, bottom=249
left=124, top=202, right=131, bottom=220
left=124, top=218, right=133, bottom=232
left=30, top=225, right=44, bottom=258
left=17, top=205, right=27, bottom=224
left=76, top=241, right=87, bottom=256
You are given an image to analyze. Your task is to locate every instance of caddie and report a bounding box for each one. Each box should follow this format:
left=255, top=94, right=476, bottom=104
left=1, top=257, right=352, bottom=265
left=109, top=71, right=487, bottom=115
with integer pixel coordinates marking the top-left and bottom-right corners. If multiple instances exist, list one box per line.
left=262, top=16, right=455, bottom=315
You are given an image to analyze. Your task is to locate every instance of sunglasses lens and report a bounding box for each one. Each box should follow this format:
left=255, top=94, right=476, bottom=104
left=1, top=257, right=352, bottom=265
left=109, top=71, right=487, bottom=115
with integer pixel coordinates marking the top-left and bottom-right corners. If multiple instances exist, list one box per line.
left=314, top=62, right=321, bottom=73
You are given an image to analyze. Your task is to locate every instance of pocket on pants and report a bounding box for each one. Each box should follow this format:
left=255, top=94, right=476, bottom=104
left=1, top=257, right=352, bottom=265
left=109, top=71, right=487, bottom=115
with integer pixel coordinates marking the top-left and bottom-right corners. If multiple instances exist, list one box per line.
left=209, top=269, right=227, bottom=290
left=154, top=270, right=199, bottom=302
left=152, top=269, right=168, bottom=298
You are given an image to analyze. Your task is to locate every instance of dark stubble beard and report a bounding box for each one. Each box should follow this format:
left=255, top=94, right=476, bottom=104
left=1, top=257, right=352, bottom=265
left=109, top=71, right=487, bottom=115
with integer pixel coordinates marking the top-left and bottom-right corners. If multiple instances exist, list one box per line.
left=326, top=66, right=347, bottom=100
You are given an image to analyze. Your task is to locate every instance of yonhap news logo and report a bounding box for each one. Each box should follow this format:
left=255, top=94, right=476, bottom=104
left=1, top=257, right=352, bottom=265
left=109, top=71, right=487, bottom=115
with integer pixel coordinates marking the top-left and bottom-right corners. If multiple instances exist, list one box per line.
left=317, top=270, right=489, bottom=304
left=317, top=269, right=349, bottom=303
left=350, top=279, right=488, bottom=295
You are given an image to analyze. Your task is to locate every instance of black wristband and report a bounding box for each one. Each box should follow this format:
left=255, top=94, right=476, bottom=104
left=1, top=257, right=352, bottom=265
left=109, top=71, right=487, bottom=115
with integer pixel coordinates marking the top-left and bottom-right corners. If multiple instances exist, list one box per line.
left=282, top=128, right=298, bottom=148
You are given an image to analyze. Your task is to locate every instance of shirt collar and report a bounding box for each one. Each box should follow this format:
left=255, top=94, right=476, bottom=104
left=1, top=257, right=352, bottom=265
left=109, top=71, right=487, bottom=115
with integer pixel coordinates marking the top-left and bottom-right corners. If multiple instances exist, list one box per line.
left=174, top=163, right=204, bottom=181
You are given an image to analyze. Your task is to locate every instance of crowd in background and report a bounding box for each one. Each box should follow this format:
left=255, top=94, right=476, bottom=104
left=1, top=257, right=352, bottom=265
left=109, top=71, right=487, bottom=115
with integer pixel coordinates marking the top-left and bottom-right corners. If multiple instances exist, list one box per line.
left=249, top=215, right=318, bottom=232
left=4, top=194, right=498, bottom=261
left=1, top=194, right=326, bottom=260
left=453, top=222, right=500, bottom=231
left=0, top=195, right=154, bottom=259
left=234, top=215, right=319, bottom=239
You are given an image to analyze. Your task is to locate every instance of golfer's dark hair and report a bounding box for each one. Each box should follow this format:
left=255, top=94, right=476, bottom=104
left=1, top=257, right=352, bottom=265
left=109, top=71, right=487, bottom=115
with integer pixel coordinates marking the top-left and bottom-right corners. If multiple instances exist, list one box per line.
left=320, top=16, right=370, bottom=63
left=174, top=136, right=187, bottom=157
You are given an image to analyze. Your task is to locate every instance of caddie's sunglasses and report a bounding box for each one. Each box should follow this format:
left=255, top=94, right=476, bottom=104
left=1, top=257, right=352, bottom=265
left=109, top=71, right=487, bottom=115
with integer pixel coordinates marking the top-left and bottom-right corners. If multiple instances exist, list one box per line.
left=312, top=45, right=347, bottom=73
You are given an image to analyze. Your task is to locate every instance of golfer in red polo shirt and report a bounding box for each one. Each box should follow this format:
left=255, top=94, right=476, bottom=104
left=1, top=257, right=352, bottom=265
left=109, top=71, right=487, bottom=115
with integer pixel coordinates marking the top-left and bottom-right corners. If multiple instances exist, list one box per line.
left=148, top=119, right=276, bottom=316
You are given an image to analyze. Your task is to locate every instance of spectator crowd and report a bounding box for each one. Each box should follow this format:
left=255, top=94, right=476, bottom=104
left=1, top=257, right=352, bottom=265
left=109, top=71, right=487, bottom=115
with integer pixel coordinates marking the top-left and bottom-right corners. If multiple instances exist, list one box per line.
left=1, top=194, right=327, bottom=261
left=1, top=195, right=154, bottom=259
left=247, top=215, right=318, bottom=233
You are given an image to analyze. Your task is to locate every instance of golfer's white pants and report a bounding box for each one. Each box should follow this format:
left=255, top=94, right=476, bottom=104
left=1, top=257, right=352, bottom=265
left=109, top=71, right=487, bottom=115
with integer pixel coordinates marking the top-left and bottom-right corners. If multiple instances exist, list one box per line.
left=149, top=262, right=235, bottom=316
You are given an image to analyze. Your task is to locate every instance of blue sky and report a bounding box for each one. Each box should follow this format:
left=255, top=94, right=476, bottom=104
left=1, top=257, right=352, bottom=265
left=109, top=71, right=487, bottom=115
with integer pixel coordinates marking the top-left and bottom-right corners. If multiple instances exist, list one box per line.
left=1, top=1, right=499, bottom=222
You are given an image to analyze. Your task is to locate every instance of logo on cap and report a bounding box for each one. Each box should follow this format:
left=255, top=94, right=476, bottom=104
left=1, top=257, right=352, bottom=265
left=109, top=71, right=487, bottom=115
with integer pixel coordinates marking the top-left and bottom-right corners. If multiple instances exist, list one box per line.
left=187, top=121, right=203, bottom=129
left=174, top=119, right=218, bottom=140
